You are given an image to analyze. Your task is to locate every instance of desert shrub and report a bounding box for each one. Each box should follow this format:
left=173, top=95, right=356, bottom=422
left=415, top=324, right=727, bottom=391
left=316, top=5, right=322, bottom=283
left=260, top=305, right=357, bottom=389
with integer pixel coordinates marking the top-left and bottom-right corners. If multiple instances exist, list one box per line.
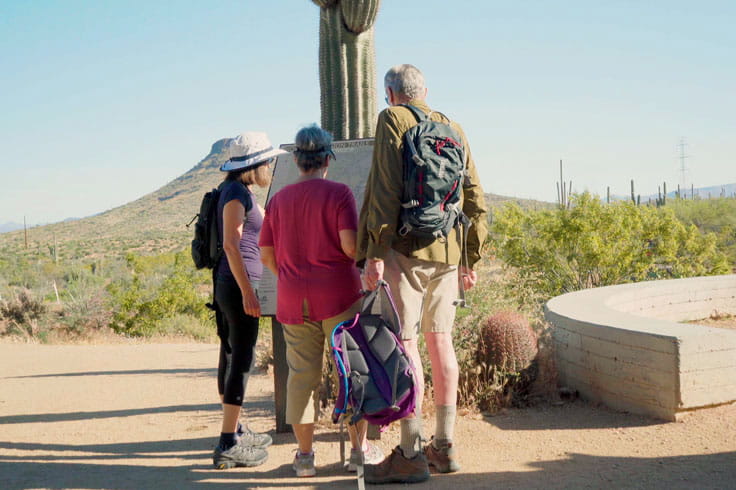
left=107, top=251, right=211, bottom=337
left=0, top=289, right=46, bottom=324
left=0, top=254, right=45, bottom=290
left=491, top=192, right=730, bottom=298
left=669, top=198, right=736, bottom=266
left=57, top=264, right=108, bottom=322
left=0, top=289, right=48, bottom=337
left=155, top=313, right=216, bottom=341
left=56, top=287, right=112, bottom=334
left=254, top=318, right=274, bottom=371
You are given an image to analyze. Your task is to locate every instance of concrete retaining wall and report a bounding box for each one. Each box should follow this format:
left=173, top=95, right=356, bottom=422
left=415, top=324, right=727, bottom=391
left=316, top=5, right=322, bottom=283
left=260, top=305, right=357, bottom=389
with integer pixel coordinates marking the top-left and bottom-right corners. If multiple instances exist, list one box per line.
left=544, top=275, right=736, bottom=421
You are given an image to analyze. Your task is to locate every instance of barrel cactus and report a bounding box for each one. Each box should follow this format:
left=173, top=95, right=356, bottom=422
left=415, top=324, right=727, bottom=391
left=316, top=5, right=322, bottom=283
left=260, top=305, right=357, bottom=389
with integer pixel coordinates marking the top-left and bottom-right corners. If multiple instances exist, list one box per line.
left=311, top=0, right=381, bottom=140
left=477, top=311, right=538, bottom=374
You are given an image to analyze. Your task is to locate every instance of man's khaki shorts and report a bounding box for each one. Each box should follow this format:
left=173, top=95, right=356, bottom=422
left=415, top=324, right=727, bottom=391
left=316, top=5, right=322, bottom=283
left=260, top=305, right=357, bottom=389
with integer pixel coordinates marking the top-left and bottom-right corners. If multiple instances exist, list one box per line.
left=383, top=250, right=460, bottom=341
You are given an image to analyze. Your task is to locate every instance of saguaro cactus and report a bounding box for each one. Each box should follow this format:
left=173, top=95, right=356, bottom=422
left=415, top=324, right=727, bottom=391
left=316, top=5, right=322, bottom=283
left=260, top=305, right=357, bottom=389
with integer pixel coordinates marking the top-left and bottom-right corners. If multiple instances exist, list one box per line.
left=312, top=0, right=381, bottom=140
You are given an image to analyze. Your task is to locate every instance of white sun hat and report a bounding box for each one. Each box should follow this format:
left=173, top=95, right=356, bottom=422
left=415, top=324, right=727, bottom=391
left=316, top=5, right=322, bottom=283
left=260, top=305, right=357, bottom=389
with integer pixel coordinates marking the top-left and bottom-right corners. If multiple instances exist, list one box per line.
left=220, top=132, right=288, bottom=172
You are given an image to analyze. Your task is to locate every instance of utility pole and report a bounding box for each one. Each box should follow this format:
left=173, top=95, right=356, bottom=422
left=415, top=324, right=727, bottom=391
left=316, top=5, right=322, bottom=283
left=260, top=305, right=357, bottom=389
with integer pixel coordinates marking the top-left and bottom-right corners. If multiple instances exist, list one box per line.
left=24, top=215, right=28, bottom=249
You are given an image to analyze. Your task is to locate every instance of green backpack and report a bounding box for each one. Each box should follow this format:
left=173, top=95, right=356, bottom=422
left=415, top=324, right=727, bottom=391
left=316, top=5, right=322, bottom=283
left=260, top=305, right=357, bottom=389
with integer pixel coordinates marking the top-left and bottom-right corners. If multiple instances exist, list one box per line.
left=398, top=104, right=467, bottom=240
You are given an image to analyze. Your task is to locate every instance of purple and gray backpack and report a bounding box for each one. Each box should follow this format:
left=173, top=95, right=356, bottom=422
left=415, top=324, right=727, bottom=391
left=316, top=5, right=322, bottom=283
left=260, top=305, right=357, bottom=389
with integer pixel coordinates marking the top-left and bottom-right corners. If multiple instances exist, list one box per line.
left=330, top=281, right=418, bottom=429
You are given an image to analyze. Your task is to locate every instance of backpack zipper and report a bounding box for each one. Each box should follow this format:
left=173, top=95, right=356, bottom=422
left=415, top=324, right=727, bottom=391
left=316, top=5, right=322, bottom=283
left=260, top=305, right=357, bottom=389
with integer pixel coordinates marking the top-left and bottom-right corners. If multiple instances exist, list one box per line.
left=440, top=180, right=459, bottom=211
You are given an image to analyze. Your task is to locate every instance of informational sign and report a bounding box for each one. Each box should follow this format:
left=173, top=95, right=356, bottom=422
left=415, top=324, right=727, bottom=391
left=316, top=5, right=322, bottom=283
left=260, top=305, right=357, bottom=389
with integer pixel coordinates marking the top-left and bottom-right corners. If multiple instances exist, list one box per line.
left=258, top=138, right=374, bottom=316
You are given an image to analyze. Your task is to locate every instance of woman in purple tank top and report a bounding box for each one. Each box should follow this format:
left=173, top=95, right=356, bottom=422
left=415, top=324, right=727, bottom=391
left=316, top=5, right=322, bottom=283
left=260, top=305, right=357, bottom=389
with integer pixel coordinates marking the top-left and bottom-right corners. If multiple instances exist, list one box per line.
left=211, top=132, right=287, bottom=470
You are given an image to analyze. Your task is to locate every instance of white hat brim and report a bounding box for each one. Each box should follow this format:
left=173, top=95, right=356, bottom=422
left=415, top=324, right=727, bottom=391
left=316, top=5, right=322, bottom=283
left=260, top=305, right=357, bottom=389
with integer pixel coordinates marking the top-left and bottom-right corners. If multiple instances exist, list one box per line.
left=220, top=147, right=289, bottom=172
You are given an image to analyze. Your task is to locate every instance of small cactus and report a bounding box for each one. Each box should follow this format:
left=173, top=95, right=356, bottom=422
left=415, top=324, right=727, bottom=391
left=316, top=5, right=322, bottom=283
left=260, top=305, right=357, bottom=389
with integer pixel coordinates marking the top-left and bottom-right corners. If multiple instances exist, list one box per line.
left=476, top=311, right=538, bottom=374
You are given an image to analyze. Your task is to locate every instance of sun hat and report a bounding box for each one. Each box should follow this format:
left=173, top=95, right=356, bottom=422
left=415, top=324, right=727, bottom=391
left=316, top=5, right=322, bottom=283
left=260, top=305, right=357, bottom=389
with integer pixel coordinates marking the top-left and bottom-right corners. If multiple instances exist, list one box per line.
left=220, top=132, right=288, bottom=172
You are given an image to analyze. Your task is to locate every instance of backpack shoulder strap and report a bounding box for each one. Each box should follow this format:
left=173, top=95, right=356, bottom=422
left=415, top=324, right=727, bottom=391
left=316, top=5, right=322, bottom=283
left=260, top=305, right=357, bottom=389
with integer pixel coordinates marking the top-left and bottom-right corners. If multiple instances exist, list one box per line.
left=400, top=104, right=428, bottom=123
left=433, top=110, right=452, bottom=125
left=401, top=103, right=454, bottom=126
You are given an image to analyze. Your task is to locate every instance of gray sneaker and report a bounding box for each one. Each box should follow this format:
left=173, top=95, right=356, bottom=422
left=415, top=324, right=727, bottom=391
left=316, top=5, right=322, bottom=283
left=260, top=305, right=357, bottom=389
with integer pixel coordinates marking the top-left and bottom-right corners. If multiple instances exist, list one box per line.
left=213, top=443, right=268, bottom=469
left=238, top=426, right=273, bottom=449
left=292, top=450, right=316, bottom=477
left=348, top=442, right=384, bottom=472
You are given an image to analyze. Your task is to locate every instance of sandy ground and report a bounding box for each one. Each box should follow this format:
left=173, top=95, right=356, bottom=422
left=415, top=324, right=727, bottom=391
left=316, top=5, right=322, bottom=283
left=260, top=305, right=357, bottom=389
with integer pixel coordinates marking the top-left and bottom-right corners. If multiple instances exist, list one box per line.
left=0, top=342, right=734, bottom=490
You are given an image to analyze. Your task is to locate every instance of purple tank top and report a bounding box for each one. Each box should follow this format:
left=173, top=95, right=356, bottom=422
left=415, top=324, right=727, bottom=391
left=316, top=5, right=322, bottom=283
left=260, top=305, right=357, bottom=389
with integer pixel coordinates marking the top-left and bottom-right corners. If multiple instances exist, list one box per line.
left=216, top=181, right=264, bottom=281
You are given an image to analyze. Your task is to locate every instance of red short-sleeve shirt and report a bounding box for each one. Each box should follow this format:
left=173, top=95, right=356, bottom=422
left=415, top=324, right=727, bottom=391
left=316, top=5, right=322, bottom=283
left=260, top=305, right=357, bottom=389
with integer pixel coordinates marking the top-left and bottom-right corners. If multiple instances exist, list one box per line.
left=259, top=179, right=362, bottom=324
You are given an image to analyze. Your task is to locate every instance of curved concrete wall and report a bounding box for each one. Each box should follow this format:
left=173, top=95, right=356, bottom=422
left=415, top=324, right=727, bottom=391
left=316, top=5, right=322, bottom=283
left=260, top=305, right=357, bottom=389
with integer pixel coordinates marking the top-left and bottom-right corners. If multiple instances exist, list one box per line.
left=544, top=275, right=736, bottom=421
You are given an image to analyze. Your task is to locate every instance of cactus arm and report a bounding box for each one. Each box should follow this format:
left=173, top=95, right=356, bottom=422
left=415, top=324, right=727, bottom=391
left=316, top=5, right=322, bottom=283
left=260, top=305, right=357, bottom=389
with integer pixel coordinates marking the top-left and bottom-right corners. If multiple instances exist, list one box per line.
left=312, top=0, right=337, bottom=8
left=340, top=0, right=380, bottom=34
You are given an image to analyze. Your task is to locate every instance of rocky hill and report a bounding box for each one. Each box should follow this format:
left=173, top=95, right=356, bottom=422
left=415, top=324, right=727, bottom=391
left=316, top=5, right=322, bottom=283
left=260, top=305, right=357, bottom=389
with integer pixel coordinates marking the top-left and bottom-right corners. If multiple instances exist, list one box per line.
left=0, top=138, right=548, bottom=262
left=0, top=139, right=243, bottom=261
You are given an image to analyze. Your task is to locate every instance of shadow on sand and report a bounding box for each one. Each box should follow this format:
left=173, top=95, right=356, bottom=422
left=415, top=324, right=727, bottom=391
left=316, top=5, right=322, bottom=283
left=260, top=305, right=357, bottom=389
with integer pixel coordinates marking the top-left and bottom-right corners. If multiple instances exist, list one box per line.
left=0, top=447, right=733, bottom=490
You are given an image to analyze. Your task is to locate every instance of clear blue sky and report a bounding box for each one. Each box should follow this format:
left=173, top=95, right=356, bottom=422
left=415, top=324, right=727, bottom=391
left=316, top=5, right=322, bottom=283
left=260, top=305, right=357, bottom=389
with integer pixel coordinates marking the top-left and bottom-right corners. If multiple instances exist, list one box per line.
left=1, top=1, right=734, bottom=225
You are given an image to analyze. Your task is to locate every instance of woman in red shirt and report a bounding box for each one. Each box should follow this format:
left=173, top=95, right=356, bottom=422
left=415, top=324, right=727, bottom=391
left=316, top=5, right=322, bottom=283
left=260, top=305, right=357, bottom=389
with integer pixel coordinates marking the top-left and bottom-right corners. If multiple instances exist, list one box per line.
left=259, top=125, right=383, bottom=477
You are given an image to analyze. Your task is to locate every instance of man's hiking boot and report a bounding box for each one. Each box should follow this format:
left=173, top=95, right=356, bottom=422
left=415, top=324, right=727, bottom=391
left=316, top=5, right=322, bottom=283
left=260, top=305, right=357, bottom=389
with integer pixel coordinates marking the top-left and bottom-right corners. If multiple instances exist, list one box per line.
left=212, top=443, right=268, bottom=469
left=238, top=426, right=273, bottom=449
left=292, top=450, right=316, bottom=477
left=348, top=442, right=384, bottom=472
left=365, top=446, right=430, bottom=484
left=424, top=436, right=460, bottom=473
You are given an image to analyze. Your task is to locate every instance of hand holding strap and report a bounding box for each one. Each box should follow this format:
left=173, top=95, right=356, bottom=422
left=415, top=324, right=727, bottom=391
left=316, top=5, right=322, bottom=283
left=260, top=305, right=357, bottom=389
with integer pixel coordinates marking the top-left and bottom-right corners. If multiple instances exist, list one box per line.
left=361, top=280, right=402, bottom=336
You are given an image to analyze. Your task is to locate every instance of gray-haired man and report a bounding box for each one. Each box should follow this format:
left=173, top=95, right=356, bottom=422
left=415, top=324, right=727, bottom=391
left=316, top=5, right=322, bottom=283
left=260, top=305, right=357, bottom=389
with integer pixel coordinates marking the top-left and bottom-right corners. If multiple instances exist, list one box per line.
left=356, top=64, right=488, bottom=484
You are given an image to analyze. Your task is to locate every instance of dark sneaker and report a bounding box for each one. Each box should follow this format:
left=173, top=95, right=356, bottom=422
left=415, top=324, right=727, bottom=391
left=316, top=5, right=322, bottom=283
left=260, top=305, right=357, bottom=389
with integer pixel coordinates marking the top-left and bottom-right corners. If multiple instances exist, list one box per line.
left=424, top=437, right=460, bottom=473
left=213, top=443, right=268, bottom=469
left=238, top=426, right=273, bottom=449
left=365, top=446, right=430, bottom=484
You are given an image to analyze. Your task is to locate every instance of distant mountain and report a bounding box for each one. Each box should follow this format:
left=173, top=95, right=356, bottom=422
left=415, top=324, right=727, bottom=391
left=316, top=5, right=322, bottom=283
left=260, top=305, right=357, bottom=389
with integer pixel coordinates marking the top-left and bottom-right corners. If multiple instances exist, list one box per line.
left=486, top=193, right=554, bottom=211
left=677, top=183, right=736, bottom=199
left=612, top=183, right=736, bottom=203
left=0, top=222, right=24, bottom=234
left=0, top=138, right=238, bottom=260
left=0, top=138, right=548, bottom=261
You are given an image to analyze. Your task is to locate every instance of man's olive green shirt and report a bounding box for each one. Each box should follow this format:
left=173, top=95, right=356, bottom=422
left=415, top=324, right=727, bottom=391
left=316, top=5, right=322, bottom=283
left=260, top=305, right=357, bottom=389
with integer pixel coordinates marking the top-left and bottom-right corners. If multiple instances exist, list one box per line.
left=356, top=99, right=489, bottom=268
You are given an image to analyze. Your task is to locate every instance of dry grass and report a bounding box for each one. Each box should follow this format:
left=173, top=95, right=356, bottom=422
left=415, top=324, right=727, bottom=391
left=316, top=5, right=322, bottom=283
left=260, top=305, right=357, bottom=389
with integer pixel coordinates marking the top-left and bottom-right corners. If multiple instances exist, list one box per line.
left=688, top=311, right=736, bottom=330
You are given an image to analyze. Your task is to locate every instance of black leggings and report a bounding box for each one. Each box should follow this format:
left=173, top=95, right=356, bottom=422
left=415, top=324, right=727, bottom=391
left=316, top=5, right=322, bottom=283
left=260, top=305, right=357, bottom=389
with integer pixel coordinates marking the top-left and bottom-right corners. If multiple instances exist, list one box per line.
left=215, top=276, right=259, bottom=406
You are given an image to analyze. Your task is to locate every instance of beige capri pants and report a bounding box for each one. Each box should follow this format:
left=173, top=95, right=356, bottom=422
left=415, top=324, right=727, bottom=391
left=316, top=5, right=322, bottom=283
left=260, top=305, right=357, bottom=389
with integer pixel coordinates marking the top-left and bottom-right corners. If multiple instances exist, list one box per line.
left=282, top=299, right=362, bottom=425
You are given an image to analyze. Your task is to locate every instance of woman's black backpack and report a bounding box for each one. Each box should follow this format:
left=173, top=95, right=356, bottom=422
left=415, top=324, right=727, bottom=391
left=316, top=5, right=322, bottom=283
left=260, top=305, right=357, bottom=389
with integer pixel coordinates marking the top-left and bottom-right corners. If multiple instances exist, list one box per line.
left=188, top=186, right=223, bottom=270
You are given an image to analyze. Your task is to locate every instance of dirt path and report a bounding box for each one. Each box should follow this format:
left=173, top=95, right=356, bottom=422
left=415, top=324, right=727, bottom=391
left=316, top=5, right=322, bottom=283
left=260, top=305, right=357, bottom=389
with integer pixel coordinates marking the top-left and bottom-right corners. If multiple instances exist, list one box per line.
left=0, top=342, right=734, bottom=490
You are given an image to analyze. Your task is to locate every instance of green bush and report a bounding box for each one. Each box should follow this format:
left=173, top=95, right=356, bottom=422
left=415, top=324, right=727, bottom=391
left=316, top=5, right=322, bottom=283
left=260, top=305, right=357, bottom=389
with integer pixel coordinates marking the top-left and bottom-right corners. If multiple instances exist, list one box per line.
left=156, top=313, right=216, bottom=341
left=491, top=192, right=730, bottom=297
left=0, top=247, right=214, bottom=340
left=668, top=197, right=736, bottom=266
left=107, top=251, right=211, bottom=337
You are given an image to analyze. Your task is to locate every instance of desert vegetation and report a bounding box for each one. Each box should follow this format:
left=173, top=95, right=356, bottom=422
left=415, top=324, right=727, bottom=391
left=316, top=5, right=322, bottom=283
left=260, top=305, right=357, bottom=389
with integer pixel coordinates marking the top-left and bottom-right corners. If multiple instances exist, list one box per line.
left=0, top=194, right=733, bottom=413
